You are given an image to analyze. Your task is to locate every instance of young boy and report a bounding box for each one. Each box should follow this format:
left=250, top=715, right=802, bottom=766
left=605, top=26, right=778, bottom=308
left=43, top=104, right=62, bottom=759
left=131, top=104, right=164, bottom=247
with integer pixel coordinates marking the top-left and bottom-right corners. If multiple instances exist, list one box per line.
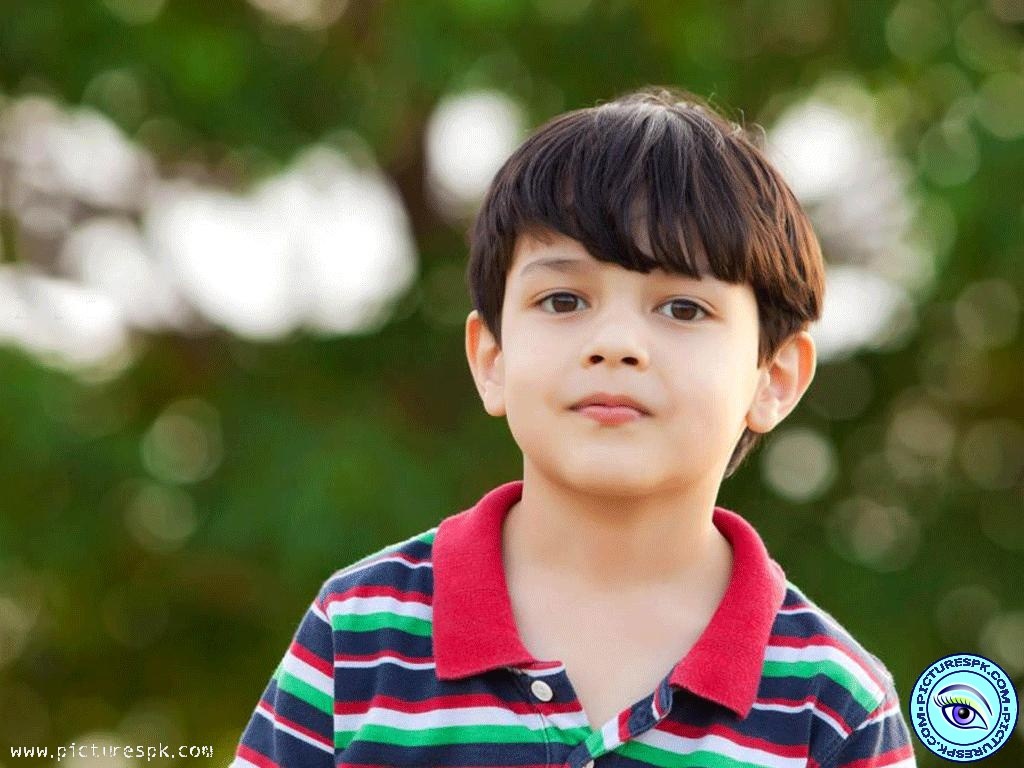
left=232, top=87, right=917, bottom=768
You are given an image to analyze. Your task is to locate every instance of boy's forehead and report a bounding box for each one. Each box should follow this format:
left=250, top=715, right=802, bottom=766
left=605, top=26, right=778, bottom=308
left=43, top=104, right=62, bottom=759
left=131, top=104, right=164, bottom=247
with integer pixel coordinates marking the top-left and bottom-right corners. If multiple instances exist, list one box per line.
left=510, top=229, right=716, bottom=281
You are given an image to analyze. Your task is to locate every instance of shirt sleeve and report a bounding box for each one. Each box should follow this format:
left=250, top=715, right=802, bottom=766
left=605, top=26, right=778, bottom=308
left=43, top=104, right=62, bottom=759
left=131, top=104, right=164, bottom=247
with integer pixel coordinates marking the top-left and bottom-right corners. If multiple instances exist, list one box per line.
left=231, top=581, right=336, bottom=768
left=826, top=678, right=918, bottom=768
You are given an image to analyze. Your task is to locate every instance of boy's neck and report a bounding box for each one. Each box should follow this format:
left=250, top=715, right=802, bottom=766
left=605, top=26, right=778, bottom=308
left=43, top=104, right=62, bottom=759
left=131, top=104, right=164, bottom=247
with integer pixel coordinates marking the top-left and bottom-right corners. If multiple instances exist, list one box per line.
left=503, top=459, right=734, bottom=594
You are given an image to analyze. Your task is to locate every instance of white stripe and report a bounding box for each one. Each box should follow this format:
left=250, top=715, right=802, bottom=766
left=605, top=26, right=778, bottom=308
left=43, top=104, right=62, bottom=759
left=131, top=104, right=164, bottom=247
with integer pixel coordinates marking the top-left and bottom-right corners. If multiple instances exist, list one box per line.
left=750, top=700, right=848, bottom=739
left=280, top=648, right=333, bottom=696
left=639, top=727, right=804, bottom=768
left=545, top=708, right=591, bottom=731
left=764, top=643, right=885, bottom=702
left=600, top=718, right=621, bottom=750
left=335, top=655, right=435, bottom=671
left=325, top=594, right=432, bottom=621
left=334, top=704, right=579, bottom=732
left=229, top=757, right=261, bottom=768
left=514, top=664, right=566, bottom=678
left=881, top=757, right=916, bottom=768
left=254, top=703, right=333, bottom=754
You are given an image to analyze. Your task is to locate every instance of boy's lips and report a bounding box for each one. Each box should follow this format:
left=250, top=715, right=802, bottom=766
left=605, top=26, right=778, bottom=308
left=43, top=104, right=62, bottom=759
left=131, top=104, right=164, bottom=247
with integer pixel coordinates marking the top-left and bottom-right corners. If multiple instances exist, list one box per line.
left=569, top=392, right=652, bottom=415
left=572, top=404, right=647, bottom=425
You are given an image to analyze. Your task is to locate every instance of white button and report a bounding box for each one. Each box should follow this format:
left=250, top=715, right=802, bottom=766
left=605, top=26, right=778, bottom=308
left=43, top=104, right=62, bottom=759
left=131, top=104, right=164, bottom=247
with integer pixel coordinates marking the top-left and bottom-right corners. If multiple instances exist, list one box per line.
left=530, top=679, right=554, bottom=701
left=583, top=761, right=595, bottom=768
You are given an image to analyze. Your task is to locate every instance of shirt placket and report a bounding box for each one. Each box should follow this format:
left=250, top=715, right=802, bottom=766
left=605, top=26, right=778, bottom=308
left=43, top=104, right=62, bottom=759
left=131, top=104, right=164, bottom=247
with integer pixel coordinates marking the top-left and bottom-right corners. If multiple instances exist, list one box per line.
left=508, top=666, right=676, bottom=767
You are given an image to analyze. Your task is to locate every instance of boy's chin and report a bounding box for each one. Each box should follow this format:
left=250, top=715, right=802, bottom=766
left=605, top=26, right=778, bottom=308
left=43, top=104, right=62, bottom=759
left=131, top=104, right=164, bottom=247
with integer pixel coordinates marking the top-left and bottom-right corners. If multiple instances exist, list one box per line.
left=550, top=461, right=674, bottom=499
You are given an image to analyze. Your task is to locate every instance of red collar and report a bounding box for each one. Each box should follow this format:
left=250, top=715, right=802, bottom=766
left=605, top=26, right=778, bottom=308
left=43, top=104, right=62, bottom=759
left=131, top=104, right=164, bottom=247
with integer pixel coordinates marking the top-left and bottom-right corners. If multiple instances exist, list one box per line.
left=432, top=480, right=787, bottom=719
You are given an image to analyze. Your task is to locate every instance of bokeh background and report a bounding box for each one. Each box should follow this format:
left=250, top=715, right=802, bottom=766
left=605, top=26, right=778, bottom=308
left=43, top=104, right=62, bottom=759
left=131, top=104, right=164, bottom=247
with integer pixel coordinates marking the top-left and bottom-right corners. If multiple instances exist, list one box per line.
left=1, top=1, right=1022, bottom=766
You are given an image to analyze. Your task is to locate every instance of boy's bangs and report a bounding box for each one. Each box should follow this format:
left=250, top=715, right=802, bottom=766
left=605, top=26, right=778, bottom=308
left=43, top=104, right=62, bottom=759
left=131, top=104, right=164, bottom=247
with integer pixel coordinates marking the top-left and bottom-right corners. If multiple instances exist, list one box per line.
left=504, top=106, right=752, bottom=285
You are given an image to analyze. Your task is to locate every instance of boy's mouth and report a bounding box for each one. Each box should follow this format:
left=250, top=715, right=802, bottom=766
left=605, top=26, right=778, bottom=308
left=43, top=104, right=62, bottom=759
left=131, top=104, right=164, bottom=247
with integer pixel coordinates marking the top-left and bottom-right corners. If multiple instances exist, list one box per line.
left=572, top=404, right=648, bottom=425
left=569, top=392, right=652, bottom=415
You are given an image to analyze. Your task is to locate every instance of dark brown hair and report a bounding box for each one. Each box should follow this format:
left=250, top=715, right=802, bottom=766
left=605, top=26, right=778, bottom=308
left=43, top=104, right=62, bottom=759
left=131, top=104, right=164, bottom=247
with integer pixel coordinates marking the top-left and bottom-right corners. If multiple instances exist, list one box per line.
left=465, top=86, right=826, bottom=478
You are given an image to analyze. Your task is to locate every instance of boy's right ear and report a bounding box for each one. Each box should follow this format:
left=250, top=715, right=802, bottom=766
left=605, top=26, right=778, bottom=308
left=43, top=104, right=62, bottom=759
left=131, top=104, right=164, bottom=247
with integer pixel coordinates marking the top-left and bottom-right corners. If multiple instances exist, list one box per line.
left=465, top=310, right=507, bottom=418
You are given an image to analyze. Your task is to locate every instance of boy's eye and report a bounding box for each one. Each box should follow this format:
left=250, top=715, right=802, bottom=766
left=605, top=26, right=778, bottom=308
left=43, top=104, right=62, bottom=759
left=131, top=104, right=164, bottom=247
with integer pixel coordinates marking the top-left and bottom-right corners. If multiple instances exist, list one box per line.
left=657, top=299, right=708, bottom=322
left=537, top=292, right=586, bottom=313
left=535, top=292, right=708, bottom=321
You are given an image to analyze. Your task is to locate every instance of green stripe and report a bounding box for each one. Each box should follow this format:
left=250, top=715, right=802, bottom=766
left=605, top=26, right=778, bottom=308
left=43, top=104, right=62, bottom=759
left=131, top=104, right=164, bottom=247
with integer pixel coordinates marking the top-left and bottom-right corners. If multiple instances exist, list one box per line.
left=272, top=665, right=333, bottom=717
left=620, top=740, right=774, bottom=768
left=545, top=724, right=592, bottom=746
left=335, top=722, right=591, bottom=750
left=417, top=529, right=436, bottom=545
left=331, top=611, right=433, bottom=637
left=763, top=659, right=879, bottom=712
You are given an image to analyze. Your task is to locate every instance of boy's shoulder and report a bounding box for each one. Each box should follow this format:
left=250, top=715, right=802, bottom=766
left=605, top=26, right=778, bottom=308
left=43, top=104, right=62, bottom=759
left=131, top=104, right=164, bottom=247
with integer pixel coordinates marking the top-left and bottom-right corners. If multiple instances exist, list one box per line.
left=311, top=525, right=440, bottom=612
left=772, top=576, right=900, bottom=720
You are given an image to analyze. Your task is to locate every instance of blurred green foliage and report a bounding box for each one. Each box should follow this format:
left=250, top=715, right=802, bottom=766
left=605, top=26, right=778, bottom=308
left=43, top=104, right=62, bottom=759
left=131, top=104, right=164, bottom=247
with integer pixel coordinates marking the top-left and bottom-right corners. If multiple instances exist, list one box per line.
left=0, top=1, right=1022, bottom=766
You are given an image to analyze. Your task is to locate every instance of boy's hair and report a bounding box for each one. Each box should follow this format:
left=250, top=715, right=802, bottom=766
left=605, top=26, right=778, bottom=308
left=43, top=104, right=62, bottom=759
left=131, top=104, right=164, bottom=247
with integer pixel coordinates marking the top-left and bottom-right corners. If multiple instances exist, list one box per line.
left=465, top=86, right=826, bottom=478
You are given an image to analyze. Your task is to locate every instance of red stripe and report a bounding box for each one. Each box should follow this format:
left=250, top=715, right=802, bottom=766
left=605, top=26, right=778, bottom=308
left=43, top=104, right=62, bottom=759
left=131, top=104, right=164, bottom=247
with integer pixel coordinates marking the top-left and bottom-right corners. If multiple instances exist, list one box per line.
left=289, top=640, right=333, bottom=677
left=617, top=708, right=631, bottom=742
left=520, top=660, right=563, bottom=671
left=335, top=692, right=583, bottom=716
left=835, top=743, right=915, bottom=768
left=235, top=745, right=279, bottom=768
left=768, top=634, right=889, bottom=691
left=780, top=601, right=812, bottom=612
left=657, top=718, right=808, bottom=759
left=335, top=650, right=432, bottom=665
left=257, top=700, right=333, bottom=749
left=322, top=584, right=432, bottom=608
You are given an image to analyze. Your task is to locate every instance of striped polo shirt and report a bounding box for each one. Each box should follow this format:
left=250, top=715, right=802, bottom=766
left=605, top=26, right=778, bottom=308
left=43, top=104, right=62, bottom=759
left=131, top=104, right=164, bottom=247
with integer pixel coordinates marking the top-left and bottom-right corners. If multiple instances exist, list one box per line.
left=232, top=479, right=918, bottom=767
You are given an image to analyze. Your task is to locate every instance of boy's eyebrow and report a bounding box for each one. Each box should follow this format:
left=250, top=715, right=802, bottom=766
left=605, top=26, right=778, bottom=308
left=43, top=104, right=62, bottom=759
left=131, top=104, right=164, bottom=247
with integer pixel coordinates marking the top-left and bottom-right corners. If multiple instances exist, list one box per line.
left=517, top=257, right=590, bottom=278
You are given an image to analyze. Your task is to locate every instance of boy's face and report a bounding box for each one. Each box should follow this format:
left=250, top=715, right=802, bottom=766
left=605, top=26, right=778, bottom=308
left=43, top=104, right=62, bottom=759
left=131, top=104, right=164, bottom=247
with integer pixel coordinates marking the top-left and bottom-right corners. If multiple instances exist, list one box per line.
left=465, top=230, right=814, bottom=499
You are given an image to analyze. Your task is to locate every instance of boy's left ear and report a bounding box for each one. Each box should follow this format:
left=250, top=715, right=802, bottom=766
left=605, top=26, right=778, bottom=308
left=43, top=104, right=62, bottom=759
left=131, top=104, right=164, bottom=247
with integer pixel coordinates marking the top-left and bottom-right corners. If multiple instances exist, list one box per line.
left=745, top=330, right=817, bottom=434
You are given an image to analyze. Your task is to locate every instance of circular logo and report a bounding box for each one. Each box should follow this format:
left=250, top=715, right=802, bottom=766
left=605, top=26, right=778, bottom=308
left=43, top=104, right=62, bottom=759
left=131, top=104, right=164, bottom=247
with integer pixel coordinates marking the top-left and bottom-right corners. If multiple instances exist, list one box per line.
left=910, top=653, right=1018, bottom=762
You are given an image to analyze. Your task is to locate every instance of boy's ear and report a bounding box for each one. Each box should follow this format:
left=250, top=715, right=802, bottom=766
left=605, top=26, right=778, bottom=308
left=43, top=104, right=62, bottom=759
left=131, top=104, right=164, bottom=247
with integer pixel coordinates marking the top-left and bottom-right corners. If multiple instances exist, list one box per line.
left=465, top=310, right=507, bottom=418
left=745, top=330, right=817, bottom=434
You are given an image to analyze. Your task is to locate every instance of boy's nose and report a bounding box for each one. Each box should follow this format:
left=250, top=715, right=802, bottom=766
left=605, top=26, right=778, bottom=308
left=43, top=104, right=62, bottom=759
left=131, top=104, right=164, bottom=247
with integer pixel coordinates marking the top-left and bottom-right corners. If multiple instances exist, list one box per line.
left=580, top=321, right=650, bottom=368
left=586, top=350, right=644, bottom=367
